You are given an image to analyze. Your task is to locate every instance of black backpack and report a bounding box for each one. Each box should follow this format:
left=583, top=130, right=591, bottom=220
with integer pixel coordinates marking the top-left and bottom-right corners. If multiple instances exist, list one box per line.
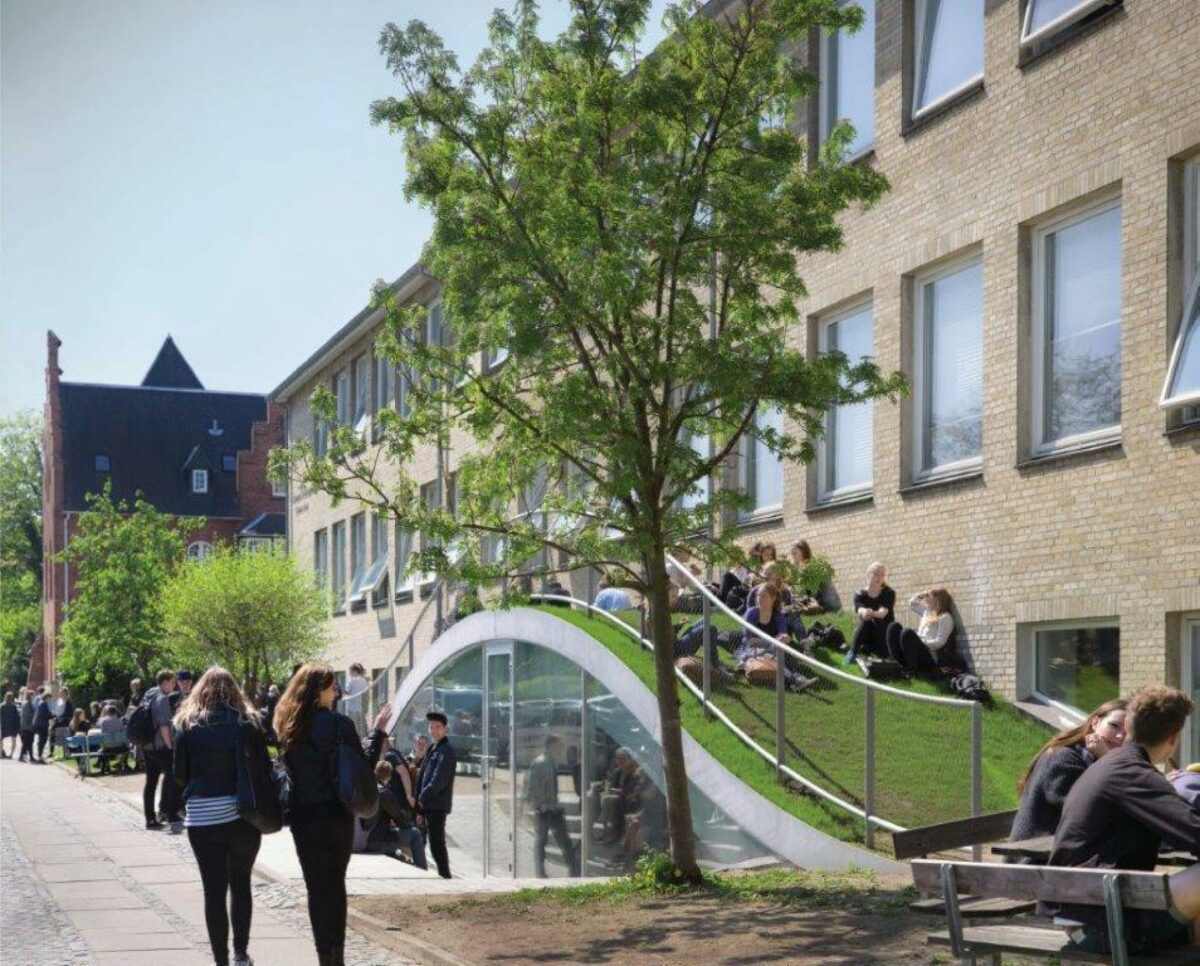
left=125, top=695, right=156, bottom=746
left=950, top=673, right=991, bottom=704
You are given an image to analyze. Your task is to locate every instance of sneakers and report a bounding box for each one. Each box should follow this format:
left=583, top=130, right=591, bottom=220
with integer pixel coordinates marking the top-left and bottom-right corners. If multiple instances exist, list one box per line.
left=232, top=956, right=254, bottom=966
left=841, top=651, right=857, bottom=667
left=169, top=821, right=183, bottom=835
left=145, top=820, right=165, bottom=830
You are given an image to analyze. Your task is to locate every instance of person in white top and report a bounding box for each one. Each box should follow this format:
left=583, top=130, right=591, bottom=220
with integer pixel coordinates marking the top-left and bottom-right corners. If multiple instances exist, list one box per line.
left=341, top=663, right=369, bottom=727
left=885, top=588, right=956, bottom=673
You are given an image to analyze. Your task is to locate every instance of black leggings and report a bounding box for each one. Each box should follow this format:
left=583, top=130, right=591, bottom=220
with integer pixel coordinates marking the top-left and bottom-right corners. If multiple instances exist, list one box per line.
left=886, top=623, right=937, bottom=672
left=849, top=619, right=889, bottom=658
left=19, top=730, right=33, bottom=759
left=291, top=812, right=354, bottom=955
left=187, top=820, right=262, bottom=966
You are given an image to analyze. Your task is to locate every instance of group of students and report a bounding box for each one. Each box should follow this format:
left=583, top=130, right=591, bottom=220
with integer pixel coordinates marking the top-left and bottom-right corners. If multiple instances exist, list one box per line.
left=121, top=662, right=459, bottom=966
left=843, top=561, right=961, bottom=673
left=0, top=685, right=122, bottom=763
left=1008, top=684, right=1200, bottom=955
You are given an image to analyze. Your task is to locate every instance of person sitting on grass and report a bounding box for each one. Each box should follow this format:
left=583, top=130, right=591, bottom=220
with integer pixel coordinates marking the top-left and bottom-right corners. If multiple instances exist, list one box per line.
left=746, top=562, right=794, bottom=613
left=1045, top=685, right=1200, bottom=957
left=734, top=584, right=815, bottom=693
left=884, top=588, right=956, bottom=674
left=789, top=540, right=840, bottom=612
left=593, top=573, right=633, bottom=614
left=843, top=562, right=895, bottom=666
left=1009, top=698, right=1127, bottom=843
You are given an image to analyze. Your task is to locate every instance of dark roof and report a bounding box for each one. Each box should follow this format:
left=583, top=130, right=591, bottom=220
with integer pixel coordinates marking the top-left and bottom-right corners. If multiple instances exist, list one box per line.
left=238, top=512, right=287, bottom=538
left=60, top=383, right=267, bottom=517
left=141, top=337, right=204, bottom=389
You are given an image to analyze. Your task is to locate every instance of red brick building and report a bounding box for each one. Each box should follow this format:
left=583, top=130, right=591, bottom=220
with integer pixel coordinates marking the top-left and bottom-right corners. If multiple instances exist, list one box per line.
left=32, top=331, right=287, bottom=686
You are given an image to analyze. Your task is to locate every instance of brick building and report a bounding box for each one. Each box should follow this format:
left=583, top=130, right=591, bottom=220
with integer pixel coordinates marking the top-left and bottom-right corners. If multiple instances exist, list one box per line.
left=34, top=331, right=287, bottom=686
left=274, top=0, right=1199, bottom=751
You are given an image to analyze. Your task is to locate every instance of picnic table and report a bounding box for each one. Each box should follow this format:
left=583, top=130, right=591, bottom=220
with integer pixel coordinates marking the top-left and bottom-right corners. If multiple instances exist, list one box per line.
left=992, top=835, right=1196, bottom=867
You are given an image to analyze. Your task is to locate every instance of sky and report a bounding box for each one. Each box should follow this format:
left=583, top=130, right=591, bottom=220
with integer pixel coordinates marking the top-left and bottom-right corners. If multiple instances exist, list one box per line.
left=1, top=0, right=669, bottom=413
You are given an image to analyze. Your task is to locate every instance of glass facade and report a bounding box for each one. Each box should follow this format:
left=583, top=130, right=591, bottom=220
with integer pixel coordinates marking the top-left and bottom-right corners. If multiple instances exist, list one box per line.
left=391, top=639, right=777, bottom=878
left=1034, top=624, right=1119, bottom=713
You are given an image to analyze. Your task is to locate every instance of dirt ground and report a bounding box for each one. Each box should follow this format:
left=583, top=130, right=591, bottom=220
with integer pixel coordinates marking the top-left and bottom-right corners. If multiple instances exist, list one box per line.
left=352, top=872, right=1030, bottom=966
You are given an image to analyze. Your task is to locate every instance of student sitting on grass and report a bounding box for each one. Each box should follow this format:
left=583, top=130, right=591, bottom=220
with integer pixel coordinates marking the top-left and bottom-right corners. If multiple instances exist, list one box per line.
left=1044, top=685, right=1200, bottom=956
left=843, top=562, right=895, bottom=665
left=734, top=585, right=815, bottom=693
left=1009, top=698, right=1127, bottom=843
left=885, top=588, right=956, bottom=673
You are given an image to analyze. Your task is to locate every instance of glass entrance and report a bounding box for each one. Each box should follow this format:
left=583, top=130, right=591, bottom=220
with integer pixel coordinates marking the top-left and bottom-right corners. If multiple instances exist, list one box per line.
left=483, top=644, right=513, bottom=876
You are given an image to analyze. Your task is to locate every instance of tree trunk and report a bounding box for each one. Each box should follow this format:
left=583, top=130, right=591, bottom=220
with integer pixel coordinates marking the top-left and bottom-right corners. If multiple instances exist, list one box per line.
left=643, top=546, right=701, bottom=881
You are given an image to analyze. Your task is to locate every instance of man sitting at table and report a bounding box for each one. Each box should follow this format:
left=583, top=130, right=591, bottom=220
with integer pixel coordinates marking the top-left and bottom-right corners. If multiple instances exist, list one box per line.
left=1045, top=684, right=1200, bottom=955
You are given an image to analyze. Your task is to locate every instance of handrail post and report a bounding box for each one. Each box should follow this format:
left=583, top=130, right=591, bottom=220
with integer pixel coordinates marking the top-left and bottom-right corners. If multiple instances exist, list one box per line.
left=971, top=700, right=983, bottom=861
left=775, top=652, right=785, bottom=781
left=864, top=687, right=876, bottom=850
left=701, top=595, right=712, bottom=718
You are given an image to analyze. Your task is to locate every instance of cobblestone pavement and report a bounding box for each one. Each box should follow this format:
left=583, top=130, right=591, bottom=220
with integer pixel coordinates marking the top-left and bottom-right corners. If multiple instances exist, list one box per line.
left=0, top=758, right=418, bottom=965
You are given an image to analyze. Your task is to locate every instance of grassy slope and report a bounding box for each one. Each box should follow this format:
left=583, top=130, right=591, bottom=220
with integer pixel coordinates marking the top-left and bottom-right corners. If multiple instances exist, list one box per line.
left=543, top=606, right=1049, bottom=846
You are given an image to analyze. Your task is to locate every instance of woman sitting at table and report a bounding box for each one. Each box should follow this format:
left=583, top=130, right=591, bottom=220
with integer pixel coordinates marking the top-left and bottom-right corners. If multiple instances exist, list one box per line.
left=1009, top=697, right=1127, bottom=843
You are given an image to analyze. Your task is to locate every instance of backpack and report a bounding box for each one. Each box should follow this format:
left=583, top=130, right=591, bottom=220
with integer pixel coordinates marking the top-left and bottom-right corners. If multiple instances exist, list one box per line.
left=125, top=694, right=156, bottom=746
left=950, top=673, right=991, bottom=704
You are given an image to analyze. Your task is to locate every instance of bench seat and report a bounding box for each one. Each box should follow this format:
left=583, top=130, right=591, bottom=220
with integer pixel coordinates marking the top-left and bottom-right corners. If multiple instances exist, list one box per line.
left=928, top=925, right=1200, bottom=964
left=910, top=895, right=1036, bottom=918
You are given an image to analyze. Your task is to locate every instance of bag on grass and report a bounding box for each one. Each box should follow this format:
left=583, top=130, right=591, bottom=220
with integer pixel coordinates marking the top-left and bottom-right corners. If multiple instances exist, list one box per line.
left=950, top=673, right=991, bottom=704
left=675, top=656, right=704, bottom=686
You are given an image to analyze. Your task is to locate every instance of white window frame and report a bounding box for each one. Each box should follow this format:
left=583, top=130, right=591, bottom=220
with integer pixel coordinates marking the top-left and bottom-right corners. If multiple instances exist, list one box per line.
left=912, top=254, right=984, bottom=480
left=1162, top=158, right=1200, bottom=418
left=912, top=0, right=984, bottom=121
left=1030, top=618, right=1120, bottom=718
left=1030, top=194, right=1122, bottom=456
left=191, top=469, right=209, bottom=494
left=241, top=537, right=273, bottom=554
left=186, top=541, right=214, bottom=562
left=818, top=300, right=874, bottom=502
left=1021, top=0, right=1114, bottom=49
left=819, top=0, right=875, bottom=161
left=1182, top=617, right=1200, bottom=763
left=737, top=407, right=783, bottom=521
left=271, top=478, right=287, bottom=499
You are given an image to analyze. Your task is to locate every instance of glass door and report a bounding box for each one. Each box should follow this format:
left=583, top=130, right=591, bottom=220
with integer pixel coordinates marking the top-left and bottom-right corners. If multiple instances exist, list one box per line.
left=482, top=643, right=513, bottom=876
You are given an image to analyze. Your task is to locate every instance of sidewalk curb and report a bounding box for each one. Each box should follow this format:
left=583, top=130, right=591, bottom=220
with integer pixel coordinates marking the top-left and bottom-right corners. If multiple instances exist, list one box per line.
left=346, top=907, right=475, bottom=966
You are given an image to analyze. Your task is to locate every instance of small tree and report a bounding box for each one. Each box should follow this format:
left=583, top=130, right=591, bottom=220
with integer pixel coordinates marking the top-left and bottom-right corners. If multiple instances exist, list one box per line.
left=58, top=483, right=194, bottom=692
left=160, top=545, right=329, bottom=690
left=0, top=411, right=43, bottom=686
left=277, top=0, right=903, bottom=880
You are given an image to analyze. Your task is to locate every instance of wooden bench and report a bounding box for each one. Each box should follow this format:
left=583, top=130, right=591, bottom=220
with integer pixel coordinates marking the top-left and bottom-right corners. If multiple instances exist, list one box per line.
left=893, top=810, right=1036, bottom=921
left=912, top=858, right=1200, bottom=965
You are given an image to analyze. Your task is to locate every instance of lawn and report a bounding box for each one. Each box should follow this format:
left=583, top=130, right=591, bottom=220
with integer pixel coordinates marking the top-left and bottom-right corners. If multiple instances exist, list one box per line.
left=543, top=606, right=1050, bottom=848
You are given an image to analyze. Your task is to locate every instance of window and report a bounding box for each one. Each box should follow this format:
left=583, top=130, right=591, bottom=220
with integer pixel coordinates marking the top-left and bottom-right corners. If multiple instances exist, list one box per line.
left=372, top=514, right=391, bottom=606
left=1183, top=619, right=1200, bottom=762
left=94, top=454, right=110, bottom=472
left=912, top=0, right=983, bottom=117
left=348, top=513, right=367, bottom=604
left=313, top=405, right=329, bottom=458
left=331, top=521, right=347, bottom=611
left=373, top=343, right=390, bottom=441
left=394, top=522, right=413, bottom=596
left=819, top=303, right=874, bottom=500
left=395, top=362, right=412, bottom=418
left=738, top=407, right=783, bottom=519
left=221, top=454, right=237, bottom=472
left=271, top=478, right=287, bottom=499
left=679, top=428, right=711, bottom=512
left=1021, top=0, right=1115, bottom=48
left=1032, top=198, right=1122, bottom=452
left=1032, top=622, right=1119, bottom=714
left=820, top=0, right=875, bottom=158
left=353, top=355, right=370, bottom=435
left=186, top=541, right=214, bottom=562
left=485, top=342, right=510, bottom=371
left=1162, top=157, right=1200, bottom=419
left=192, top=469, right=209, bottom=494
left=418, top=481, right=438, bottom=587
left=335, top=368, right=351, bottom=426
left=313, top=529, right=329, bottom=597
left=241, top=537, right=272, bottom=554
left=913, top=257, right=984, bottom=476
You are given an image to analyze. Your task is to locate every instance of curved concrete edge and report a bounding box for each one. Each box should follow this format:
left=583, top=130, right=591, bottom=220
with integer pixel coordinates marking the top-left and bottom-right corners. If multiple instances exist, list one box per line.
left=388, top=607, right=902, bottom=874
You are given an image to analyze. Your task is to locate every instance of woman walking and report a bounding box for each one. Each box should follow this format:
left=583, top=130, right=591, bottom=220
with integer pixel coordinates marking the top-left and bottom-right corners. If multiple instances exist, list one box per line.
left=1, top=692, right=19, bottom=758
left=173, top=667, right=272, bottom=966
left=274, top=664, right=390, bottom=966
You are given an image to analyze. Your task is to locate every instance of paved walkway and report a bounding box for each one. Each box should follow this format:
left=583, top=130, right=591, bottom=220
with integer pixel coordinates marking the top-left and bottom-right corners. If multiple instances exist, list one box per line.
left=0, top=758, right=417, bottom=965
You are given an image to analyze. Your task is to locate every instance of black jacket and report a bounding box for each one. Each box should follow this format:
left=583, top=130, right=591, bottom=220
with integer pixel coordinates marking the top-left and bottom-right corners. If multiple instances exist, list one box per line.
left=1, top=702, right=20, bottom=735
left=1044, top=741, right=1200, bottom=928
left=53, top=699, right=75, bottom=729
left=1009, top=743, right=1091, bottom=841
left=31, top=698, right=53, bottom=730
left=417, top=737, right=457, bottom=814
left=282, top=708, right=385, bottom=820
left=173, top=705, right=265, bottom=800
left=363, top=784, right=416, bottom=852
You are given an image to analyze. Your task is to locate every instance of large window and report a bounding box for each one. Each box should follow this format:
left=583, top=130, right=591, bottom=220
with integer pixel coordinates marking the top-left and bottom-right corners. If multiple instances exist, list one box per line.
left=1162, top=157, right=1200, bottom=419
left=394, top=522, right=414, bottom=596
left=348, top=513, right=367, bottom=605
left=191, top=469, right=208, bottom=494
left=373, top=342, right=391, bottom=441
left=679, top=427, right=711, bottom=512
left=912, top=0, right=983, bottom=117
left=353, top=354, right=370, bottom=435
left=313, top=529, right=328, bottom=598
left=335, top=368, right=351, bottom=426
left=186, top=541, right=214, bottom=562
left=1033, top=622, right=1119, bottom=714
left=1021, top=0, right=1113, bottom=48
left=1032, top=197, right=1122, bottom=453
left=418, top=481, right=438, bottom=588
left=913, top=257, right=983, bottom=476
left=331, top=520, right=347, bottom=612
left=820, top=0, right=875, bottom=158
left=738, top=407, right=782, bottom=519
left=1183, top=620, right=1200, bottom=763
left=819, top=302, right=874, bottom=500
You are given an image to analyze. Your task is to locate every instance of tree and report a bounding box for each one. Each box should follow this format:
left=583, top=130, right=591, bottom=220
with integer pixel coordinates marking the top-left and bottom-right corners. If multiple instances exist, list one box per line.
left=160, top=545, right=329, bottom=691
left=276, top=0, right=903, bottom=880
left=0, top=411, right=43, bottom=687
left=57, top=483, right=193, bottom=694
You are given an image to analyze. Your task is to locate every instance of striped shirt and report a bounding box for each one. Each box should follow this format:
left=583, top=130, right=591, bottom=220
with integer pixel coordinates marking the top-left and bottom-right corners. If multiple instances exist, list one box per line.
left=183, top=795, right=239, bottom=829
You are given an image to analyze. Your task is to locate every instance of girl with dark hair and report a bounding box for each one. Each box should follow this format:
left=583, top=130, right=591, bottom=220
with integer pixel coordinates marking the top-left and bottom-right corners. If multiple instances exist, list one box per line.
left=173, top=666, right=270, bottom=966
left=274, top=663, right=390, bottom=966
left=1009, top=698, right=1128, bottom=842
